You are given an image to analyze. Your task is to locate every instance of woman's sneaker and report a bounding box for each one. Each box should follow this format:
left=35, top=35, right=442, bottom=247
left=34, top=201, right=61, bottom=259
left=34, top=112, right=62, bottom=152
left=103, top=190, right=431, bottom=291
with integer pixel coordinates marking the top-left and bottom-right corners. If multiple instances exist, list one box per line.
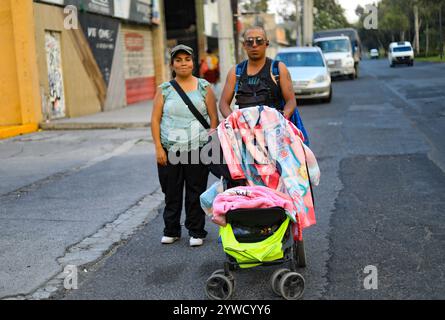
left=161, top=236, right=179, bottom=244
left=189, top=237, right=204, bottom=247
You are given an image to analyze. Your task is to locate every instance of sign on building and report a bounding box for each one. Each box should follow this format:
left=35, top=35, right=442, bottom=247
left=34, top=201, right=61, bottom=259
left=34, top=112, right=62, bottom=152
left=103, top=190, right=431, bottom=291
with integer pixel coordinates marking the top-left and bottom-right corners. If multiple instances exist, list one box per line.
left=65, top=0, right=114, bottom=16
left=121, top=26, right=156, bottom=104
left=78, top=12, right=119, bottom=85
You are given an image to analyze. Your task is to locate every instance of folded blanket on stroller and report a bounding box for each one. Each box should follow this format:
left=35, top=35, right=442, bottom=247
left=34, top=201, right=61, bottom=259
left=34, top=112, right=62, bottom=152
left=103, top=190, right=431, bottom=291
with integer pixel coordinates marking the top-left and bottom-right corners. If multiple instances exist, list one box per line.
left=217, top=106, right=320, bottom=238
left=212, top=186, right=294, bottom=227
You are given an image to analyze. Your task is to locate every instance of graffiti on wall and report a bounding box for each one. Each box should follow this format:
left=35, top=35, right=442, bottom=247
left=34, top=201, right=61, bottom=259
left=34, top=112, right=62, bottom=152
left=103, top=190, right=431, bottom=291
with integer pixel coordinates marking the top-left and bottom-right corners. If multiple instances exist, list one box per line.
left=44, top=31, right=66, bottom=119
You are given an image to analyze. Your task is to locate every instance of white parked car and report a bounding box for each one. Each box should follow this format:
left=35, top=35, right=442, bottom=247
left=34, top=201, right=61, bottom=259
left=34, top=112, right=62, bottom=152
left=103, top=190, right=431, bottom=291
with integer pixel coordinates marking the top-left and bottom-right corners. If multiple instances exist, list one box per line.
left=388, top=41, right=414, bottom=67
left=370, top=48, right=379, bottom=59
left=313, top=35, right=357, bottom=79
left=276, top=47, right=332, bottom=103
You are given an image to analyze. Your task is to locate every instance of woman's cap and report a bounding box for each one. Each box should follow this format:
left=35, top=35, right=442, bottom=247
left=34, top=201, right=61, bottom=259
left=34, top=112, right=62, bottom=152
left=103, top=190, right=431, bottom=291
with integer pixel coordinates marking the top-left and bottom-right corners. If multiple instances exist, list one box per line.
left=171, top=44, right=194, bottom=58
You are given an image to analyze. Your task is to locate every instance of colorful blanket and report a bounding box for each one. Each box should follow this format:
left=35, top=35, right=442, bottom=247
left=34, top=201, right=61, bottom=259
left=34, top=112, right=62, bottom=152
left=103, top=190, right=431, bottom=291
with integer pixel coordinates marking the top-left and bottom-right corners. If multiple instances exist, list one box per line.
left=217, top=106, right=320, bottom=240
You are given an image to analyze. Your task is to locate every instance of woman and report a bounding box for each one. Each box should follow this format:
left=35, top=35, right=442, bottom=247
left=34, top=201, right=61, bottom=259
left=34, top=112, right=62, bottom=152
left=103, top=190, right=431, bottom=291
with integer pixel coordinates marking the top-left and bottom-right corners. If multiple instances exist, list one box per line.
left=151, top=44, right=219, bottom=247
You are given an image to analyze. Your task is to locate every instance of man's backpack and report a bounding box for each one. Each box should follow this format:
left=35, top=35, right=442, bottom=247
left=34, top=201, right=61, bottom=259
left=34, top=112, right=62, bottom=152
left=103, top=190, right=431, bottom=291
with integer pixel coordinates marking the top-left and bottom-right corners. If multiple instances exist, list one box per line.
left=235, top=59, right=310, bottom=145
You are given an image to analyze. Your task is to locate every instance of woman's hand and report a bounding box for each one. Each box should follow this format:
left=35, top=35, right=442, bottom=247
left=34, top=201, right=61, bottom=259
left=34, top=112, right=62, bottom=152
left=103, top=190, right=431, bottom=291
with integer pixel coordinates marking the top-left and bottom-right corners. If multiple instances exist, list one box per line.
left=156, top=146, right=168, bottom=166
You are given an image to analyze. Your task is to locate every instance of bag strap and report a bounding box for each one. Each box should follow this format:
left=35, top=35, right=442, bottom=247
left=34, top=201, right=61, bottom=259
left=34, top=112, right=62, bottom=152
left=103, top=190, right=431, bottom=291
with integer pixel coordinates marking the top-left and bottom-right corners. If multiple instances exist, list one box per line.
left=271, top=59, right=280, bottom=85
left=170, top=79, right=210, bottom=130
left=234, top=60, right=248, bottom=94
left=271, top=59, right=286, bottom=110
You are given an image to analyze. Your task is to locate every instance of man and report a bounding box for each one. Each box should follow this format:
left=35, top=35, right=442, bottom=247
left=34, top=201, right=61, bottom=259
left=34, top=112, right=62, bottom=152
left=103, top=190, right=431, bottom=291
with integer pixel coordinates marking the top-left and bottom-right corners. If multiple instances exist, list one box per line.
left=219, top=26, right=296, bottom=119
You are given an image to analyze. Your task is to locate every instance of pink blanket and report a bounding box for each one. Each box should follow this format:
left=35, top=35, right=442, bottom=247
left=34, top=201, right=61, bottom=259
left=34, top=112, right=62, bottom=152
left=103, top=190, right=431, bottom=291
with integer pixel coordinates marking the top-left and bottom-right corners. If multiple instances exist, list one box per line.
left=212, top=186, right=294, bottom=226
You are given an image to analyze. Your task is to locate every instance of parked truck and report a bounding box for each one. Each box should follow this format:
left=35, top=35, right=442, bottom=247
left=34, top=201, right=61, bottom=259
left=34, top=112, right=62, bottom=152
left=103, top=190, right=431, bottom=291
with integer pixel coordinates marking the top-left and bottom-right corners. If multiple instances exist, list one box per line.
left=313, top=28, right=362, bottom=79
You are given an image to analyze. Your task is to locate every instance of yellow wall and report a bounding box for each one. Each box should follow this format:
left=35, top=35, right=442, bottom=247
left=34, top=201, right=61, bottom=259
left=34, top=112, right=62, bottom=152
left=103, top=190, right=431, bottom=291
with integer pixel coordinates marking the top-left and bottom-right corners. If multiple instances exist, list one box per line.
left=0, top=0, right=41, bottom=127
left=34, top=3, right=102, bottom=119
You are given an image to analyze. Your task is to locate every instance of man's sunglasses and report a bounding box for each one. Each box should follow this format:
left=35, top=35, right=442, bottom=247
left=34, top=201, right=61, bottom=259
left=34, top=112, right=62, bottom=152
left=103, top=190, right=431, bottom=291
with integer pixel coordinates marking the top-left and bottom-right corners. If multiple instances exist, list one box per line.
left=244, top=37, right=268, bottom=47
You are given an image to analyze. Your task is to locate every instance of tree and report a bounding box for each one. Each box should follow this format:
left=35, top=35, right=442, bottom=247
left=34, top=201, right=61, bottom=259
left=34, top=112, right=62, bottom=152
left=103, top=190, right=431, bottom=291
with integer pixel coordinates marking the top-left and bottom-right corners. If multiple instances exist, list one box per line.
left=313, top=0, right=350, bottom=30
left=239, top=0, right=268, bottom=13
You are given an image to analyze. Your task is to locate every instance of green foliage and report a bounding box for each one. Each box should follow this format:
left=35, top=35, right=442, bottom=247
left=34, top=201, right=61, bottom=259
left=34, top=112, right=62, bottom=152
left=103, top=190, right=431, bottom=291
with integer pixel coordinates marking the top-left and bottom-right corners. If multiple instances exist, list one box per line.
left=313, top=0, right=350, bottom=31
left=355, top=0, right=444, bottom=55
left=240, top=0, right=269, bottom=13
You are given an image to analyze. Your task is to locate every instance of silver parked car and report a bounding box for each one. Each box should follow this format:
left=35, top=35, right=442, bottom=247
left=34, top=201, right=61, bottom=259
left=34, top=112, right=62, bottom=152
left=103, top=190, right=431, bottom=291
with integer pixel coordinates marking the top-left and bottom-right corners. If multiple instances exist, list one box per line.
left=276, top=47, right=332, bottom=103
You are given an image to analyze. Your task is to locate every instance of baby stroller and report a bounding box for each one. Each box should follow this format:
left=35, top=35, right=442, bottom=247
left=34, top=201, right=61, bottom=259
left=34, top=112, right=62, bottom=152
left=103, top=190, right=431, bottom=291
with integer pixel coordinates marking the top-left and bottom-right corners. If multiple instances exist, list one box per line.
left=204, top=133, right=309, bottom=300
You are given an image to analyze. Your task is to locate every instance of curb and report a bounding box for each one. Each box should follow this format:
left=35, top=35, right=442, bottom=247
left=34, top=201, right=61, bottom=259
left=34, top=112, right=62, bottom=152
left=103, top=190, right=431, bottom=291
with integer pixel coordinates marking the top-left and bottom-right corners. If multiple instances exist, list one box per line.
left=0, top=124, right=39, bottom=139
left=39, top=122, right=150, bottom=130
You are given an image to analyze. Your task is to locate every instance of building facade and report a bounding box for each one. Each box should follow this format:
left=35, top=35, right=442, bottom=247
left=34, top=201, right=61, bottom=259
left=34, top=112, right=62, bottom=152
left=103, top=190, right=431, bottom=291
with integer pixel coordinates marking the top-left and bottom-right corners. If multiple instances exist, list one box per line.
left=0, top=0, right=168, bottom=138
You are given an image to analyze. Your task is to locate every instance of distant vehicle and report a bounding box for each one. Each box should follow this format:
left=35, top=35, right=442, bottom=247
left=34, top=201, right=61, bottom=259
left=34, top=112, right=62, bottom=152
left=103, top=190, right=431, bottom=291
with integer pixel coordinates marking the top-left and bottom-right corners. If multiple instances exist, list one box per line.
left=313, top=28, right=362, bottom=66
left=388, top=41, right=414, bottom=67
left=313, top=35, right=357, bottom=80
left=370, top=49, right=379, bottom=59
left=276, top=46, right=332, bottom=103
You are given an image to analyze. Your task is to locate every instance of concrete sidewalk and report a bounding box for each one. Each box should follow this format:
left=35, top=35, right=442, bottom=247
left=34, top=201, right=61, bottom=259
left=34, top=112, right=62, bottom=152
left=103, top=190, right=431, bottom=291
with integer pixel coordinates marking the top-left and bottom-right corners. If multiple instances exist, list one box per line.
left=40, top=101, right=153, bottom=130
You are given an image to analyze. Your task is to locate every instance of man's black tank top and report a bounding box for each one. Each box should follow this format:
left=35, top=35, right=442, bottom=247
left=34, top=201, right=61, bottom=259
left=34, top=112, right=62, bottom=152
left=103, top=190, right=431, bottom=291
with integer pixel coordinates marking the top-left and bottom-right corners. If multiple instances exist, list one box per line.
left=235, top=58, right=283, bottom=110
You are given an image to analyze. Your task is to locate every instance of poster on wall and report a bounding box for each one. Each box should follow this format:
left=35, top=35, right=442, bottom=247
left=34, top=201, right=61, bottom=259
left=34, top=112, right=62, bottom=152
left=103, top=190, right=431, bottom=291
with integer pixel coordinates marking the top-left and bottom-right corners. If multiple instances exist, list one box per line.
left=78, top=12, right=119, bottom=85
left=44, top=31, right=66, bottom=119
left=113, top=0, right=130, bottom=20
left=122, top=27, right=156, bottom=104
left=65, top=0, right=114, bottom=16
left=129, top=0, right=151, bottom=24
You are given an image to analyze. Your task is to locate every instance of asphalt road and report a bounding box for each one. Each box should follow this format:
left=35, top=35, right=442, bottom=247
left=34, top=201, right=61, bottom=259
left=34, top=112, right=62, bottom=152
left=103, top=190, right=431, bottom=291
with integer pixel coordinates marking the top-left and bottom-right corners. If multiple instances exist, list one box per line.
left=59, top=59, right=445, bottom=300
left=2, top=59, right=444, bottom=300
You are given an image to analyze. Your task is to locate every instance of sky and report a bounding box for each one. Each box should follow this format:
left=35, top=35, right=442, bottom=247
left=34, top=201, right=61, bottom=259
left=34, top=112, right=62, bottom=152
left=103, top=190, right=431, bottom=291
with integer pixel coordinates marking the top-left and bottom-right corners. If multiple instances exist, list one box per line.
left=337, top=0, right=381, bottom=23
left=268, top=0, right=381, bottom=24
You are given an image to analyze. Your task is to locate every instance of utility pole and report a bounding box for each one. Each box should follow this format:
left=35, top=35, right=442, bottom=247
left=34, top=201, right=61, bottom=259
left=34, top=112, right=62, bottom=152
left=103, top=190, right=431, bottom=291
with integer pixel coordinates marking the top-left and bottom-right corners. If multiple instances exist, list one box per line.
left=414, top=4, right=420, bottom=55
left=295, top=0, right=302, bottom=46
left=440, top=3, right=444, bottom=59
left=195, top=0, right=207, bottom=63
left=302, top=0, right=314, bottom=46
left=231, top=0, right=241, bottom=63
left=218, top=0, right=236, bottom=86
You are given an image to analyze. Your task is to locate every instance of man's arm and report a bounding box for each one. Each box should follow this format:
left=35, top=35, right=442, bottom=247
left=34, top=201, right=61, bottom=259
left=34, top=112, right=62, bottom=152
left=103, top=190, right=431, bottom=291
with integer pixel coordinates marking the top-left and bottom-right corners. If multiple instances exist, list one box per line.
left=205, top=86, right=220, bottom=129
left=278, top=62, right=296, bottom=119
left=218, top=66, right=237, bottom=118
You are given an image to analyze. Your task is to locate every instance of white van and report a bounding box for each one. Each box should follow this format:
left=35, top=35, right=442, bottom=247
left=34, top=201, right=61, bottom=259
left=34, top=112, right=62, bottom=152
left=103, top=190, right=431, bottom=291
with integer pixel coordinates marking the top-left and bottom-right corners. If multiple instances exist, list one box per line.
left=314, top=36, right=357, bottom=79
left=388, top=41, right=414, bottom=67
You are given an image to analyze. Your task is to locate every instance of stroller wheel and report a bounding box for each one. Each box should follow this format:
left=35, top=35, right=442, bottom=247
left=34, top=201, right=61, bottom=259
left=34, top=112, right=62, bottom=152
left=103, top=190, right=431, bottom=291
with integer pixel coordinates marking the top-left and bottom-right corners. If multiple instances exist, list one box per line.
left=211, top=269, right=225, bottom=276
left=212, top=269, right=235, bottom=288
left=279, top=272, right=305, bottom=300
left=205, top=274, right=234, bottom=300
left=270, top=268, right=290, bottom=296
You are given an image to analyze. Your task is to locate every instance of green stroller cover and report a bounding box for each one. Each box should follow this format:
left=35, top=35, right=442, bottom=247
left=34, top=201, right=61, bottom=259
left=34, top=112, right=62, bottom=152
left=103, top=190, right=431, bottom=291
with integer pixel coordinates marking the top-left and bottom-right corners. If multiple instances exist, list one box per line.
left=219, top=217, right=290, bottom=268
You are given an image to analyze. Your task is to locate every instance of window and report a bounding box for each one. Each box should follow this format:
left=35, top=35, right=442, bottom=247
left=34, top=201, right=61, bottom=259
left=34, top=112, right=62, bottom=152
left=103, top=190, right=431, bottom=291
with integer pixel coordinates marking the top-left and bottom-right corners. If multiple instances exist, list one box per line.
left=315, top=39, right=350, bottom=53
left=392, top=46, right=412, bottom=52
left=276, top=52, right=325, bottom=67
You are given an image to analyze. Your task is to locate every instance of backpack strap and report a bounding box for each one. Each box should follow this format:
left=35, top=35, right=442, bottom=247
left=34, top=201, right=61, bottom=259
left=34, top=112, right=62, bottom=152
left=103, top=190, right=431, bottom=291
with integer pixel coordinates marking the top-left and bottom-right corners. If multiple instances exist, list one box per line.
left=271, top=59, right=280, bottom=86
left=234, top=60, right=248, bottom=94
left=271, top=59, right=286, bottom=110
